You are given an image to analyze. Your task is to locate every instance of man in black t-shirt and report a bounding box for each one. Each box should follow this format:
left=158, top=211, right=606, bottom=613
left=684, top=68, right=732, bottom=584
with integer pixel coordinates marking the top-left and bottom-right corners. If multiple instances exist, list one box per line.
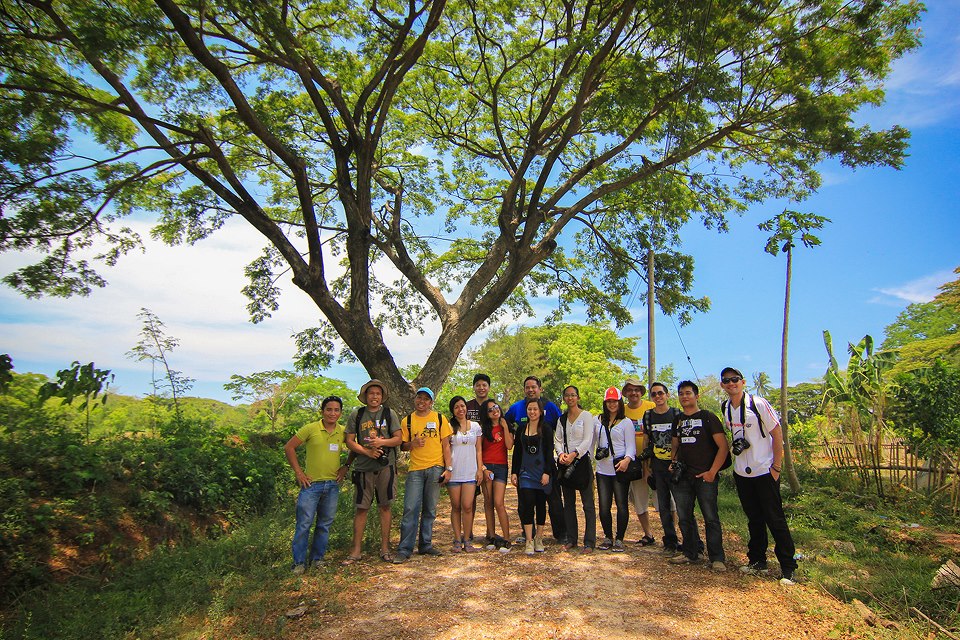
left=643, top=382, right=681, bottom=554
left=668, top=380, right=729, bottom=571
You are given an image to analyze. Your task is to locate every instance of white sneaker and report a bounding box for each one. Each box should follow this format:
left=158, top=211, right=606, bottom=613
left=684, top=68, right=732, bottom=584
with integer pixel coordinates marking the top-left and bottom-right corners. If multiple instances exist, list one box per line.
left=525, top=539, right=535, bottom=555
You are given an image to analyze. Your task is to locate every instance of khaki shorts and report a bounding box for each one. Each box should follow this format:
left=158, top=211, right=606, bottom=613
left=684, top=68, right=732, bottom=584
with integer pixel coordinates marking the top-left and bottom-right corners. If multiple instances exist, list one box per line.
left=353, top=467, right=396, bottom=510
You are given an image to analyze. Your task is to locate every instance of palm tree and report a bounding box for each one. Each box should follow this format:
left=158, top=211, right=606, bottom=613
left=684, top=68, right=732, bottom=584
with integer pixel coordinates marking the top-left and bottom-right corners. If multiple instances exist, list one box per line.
left=759, top=210, right=830, bottom=492
left=752, top=371, right=772, bottom=397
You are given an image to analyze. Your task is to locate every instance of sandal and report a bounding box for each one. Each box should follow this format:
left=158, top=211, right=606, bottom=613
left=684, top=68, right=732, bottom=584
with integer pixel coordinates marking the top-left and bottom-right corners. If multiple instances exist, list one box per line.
left=340, top=555, right=362, bottom=566
left=637, top=535, right=656, bottom=546
left=379, top=552, right=393, bottom=563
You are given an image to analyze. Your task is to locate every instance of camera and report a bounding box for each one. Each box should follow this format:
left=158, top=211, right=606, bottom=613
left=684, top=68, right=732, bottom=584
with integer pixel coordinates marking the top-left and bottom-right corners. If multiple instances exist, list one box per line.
left=636, top=448, right=652, bottom=462
left=376, top=450, right=390, bottom=466
left=527, top=444, right=539, bottom=455
left=595, top=446, right=610, bottom=461
left=731, top=437, right=751, bottom=456
left=670, top=460, right=687, bottom=484
left=559, top=457, right=580, bottom=480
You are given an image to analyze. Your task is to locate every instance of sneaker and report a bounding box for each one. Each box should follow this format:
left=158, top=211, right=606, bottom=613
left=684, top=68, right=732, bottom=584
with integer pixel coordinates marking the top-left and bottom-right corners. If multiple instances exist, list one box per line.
left=515, top=535, right=526, bottom=545
left=661, top=546, right=680, bottom=557
left=580, top=546, right=594, bottom=555
left=418, top=547, right=443, bottom=557
left=669, top=554, right=697, bottom=565
left=292, top=564, right=306, bottom=576
left=780, top=570, right=796, bottom=585
left=636, top=535, right=656, bottom=546
left=485, top=536, right=497, bottom=551
left=598, top=538, right=613, bottom=551
left=740, top=561, right=769, bottom=575
left=392, top=554, right=410, bottom=564
left=711, top=561, right=727, bottom=572
left=611, top=540, right=625, bottom=552
left=499, top=544, right=511, bottom=554
left=525, top=539, right=535, bottom=555
left=534, top=537, right=545, bottom=553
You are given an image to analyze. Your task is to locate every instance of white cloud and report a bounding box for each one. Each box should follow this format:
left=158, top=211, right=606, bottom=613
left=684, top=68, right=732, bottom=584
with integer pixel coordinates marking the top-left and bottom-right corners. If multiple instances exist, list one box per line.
left=871, top=269, right=955, bottom=305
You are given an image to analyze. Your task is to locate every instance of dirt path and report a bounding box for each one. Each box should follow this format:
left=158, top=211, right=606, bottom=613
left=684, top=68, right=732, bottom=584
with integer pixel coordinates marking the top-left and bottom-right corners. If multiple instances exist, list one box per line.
left=294, top=488, right=867, bottom=639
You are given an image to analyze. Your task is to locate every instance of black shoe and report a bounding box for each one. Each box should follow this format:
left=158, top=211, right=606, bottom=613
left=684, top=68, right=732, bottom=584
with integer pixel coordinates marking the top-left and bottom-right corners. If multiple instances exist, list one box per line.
left=418, top=546, right=443, bottom=557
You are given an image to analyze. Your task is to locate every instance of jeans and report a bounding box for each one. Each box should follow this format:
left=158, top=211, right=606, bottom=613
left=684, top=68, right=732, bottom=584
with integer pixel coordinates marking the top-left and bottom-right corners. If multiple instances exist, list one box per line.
left=561, top=471, right=596, bottom=547
left=651, top=459, right=679, bottom=549
left=671, top=475, right=725, bottom=562
left=292, top=480, right=340, bottom=565
left=734, top=472, right=797, bottom=573
left=397, top=465, right=443, bottom=557
left=596, top=473, right=630, bottom=541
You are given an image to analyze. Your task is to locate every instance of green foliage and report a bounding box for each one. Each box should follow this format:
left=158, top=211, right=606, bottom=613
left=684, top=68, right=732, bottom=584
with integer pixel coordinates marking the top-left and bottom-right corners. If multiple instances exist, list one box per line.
left=0, top=354, right=12, bottom=393
left=0, top=0, right=923, bottom=401
left=889, top=360, right=960, bottom=451
left=882, top=300, right=960, bottom=351
left=469, top=322, right=641, bottom=412
left=126, top=308, right=194, bottom=423
left=0, top=386, right=288, bottom=604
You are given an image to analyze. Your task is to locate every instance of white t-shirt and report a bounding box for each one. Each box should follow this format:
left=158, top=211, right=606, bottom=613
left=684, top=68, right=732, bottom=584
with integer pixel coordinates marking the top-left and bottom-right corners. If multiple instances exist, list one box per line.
left=723, top=394, right=781, bottom=478
left=594, top=416, right=636, bottom=477
left=450, top=421, right=482, bottom=482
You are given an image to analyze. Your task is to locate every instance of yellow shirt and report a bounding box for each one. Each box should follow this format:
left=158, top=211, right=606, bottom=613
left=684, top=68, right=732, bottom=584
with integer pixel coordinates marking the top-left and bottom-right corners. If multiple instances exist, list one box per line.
left=625, top=401, right=656, bottom=452
left=402, top=411, right=453, bottom=471
left=295, top=422, right=346, bottom=481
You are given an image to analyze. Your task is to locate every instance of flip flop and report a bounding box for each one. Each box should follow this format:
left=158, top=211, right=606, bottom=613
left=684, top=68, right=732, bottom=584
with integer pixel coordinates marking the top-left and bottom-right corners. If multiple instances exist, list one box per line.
left=340, top=556, right=362, bottom=566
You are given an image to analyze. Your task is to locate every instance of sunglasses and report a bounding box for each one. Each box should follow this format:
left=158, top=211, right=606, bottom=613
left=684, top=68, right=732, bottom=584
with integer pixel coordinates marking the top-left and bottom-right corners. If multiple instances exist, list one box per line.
left=721, top=376, right=743, bottom=384
left=487, top=406, right=501, bottom=413
left=650, top=390, right=666, bottom=397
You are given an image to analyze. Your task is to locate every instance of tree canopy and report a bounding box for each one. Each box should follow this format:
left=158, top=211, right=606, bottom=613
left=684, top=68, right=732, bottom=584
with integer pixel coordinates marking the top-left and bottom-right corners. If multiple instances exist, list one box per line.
left=0, top=0, right=922, bottom=406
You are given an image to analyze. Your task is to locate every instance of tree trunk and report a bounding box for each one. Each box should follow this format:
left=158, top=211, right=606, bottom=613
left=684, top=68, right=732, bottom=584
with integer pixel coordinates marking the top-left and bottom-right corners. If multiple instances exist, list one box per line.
left=647, top=247, right=656, bottom=387
left=780, top=246, right=801, bottom=491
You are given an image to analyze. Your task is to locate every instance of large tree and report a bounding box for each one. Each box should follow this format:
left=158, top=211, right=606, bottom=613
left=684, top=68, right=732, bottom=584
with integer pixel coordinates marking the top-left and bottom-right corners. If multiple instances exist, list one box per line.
left=0, top=0, right=921, bottom=409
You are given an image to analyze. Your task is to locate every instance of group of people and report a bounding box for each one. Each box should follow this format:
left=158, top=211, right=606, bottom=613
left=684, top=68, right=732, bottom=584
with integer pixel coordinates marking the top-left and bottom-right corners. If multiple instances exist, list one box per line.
left=283, top=368, right=798, bottom=584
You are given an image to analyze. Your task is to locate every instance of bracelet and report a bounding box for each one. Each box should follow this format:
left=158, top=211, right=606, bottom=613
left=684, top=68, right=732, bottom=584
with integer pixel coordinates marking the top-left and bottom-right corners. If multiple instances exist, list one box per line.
left=771, top=466, right=781, bottom=472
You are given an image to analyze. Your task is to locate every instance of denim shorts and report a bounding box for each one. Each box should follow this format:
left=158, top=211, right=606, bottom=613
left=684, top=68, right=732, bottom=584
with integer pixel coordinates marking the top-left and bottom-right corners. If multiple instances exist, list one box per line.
left=446, top=480, right=477, bottom=487
left=487, top=463, right=508, bottom=484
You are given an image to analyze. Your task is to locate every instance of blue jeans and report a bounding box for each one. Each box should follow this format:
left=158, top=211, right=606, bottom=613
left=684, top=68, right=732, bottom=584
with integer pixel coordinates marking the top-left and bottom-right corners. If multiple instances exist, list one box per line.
left=292, top=480, right=340, bottom=566
left=671, top=475, right=725, bottom=562
left=397, top=465, right=443, bottom=557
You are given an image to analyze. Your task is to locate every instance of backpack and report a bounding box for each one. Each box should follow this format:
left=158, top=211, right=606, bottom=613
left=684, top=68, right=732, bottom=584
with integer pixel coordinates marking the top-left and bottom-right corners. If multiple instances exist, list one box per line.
left=721, top=394, right=767, bottom=438
left=406, top=412, right=444, bottom=440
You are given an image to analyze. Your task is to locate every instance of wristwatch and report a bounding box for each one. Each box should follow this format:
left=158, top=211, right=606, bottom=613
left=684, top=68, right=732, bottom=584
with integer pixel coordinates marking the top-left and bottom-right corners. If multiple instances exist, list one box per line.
left=445, top=465, right=453, bottom=472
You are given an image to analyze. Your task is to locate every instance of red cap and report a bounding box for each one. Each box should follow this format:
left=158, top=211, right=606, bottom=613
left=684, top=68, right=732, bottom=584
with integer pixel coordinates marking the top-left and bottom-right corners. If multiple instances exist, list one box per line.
left=604, top=386, right=622, bottom=401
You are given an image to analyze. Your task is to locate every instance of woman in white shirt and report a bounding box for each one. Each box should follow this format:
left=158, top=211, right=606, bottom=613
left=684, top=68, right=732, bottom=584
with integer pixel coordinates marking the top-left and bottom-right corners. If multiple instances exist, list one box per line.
left=555, top=385, right=597, bottom=553
left=594, top=386, right=636, bottom=551
left=447, top=396, right=485, bottom=552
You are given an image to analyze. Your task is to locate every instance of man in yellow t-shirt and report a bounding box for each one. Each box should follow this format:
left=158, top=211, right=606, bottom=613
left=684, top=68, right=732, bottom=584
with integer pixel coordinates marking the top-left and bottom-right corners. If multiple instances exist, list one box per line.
left=284, top=396, right=348, bottom=573
left=623, top=378, right=657, bottom=546
left=393, top=387, right=453, bottom=562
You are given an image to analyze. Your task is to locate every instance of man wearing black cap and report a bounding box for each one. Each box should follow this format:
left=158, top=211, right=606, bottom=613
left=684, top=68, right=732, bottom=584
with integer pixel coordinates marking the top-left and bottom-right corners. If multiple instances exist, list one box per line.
left=720, top=366, right=798, bottom=585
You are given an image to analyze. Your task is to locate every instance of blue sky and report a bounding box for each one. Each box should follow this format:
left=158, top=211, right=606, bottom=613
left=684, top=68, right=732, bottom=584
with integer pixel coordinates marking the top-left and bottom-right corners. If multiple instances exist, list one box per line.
left=2, top=2, right=959, bottom=404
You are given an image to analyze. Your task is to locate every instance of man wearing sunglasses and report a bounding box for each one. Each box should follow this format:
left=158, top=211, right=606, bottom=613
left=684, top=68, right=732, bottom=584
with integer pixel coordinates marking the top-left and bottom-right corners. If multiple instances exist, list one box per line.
left=720, top=366, right=797, bottom=585
left=643, top=382, right=681, bottom=555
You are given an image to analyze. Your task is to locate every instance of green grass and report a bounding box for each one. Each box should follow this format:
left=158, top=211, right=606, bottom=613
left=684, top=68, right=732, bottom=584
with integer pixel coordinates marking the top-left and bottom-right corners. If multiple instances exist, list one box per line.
left=714, top=471, right=959, bottom=633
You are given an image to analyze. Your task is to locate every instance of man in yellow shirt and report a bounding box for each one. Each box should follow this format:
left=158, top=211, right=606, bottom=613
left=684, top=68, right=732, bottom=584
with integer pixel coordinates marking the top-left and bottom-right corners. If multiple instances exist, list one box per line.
left=623, top=378, right=657, bottom=546
left=284, top=396, right=348, bottom=573
left=394, top=387, right=453, bottom=563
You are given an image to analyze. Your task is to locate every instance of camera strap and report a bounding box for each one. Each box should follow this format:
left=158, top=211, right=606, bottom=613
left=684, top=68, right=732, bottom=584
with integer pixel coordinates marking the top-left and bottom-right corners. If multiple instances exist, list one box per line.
left=722, top=394, right=766, bottom=438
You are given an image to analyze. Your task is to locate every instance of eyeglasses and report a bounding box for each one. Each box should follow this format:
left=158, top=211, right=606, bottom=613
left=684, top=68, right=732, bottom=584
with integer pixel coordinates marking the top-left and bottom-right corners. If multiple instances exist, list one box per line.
left=721, top=376, right=743, bottom=384
left=650, top=390, right=666, bottom=397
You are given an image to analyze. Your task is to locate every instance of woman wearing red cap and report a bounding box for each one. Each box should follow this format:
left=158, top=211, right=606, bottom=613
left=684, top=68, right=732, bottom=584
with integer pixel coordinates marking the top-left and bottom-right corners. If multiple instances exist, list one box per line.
left=594, top=386, right=636, bottom=551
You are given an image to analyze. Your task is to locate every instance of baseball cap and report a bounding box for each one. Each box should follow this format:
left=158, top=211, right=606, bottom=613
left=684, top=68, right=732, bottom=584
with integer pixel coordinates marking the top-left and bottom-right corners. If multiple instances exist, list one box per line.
left=604, top=386, right=622, bottom=401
